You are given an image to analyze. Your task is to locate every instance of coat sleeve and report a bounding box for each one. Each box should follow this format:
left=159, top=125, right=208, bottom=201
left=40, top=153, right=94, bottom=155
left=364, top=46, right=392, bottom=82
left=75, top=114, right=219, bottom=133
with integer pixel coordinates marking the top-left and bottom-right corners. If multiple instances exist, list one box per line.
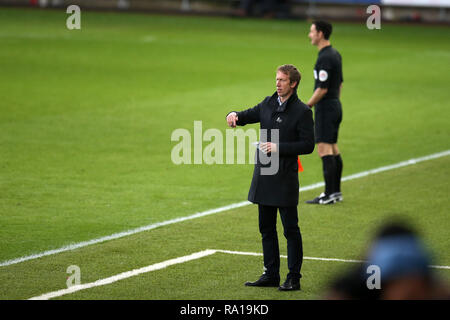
left=226, top=97, right=267, bottom=126
left=277, top=108, right=315, bottom=156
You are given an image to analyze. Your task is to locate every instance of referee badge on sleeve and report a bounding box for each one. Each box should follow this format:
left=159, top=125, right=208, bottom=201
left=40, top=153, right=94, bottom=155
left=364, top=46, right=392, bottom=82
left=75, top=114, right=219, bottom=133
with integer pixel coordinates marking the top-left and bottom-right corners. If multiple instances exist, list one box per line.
left=319, top=70, right=328, bottom=82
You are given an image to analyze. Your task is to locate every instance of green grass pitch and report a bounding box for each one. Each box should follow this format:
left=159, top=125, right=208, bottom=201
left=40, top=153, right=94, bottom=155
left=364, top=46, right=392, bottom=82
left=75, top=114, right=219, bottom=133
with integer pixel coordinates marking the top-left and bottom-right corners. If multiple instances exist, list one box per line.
left=0, top=7, right=449, bottom=299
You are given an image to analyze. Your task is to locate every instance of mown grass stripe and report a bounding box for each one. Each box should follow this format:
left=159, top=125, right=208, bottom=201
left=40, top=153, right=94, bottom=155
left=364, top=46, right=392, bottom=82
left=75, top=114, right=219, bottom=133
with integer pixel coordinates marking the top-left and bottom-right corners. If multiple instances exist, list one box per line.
left=1, top=150, right=449, bottom=268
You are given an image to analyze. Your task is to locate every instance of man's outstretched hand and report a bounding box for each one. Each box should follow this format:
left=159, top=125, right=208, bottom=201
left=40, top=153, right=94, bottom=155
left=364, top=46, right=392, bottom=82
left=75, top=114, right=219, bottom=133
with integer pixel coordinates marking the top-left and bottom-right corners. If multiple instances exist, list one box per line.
left=226, top=112, right=238, bottom=128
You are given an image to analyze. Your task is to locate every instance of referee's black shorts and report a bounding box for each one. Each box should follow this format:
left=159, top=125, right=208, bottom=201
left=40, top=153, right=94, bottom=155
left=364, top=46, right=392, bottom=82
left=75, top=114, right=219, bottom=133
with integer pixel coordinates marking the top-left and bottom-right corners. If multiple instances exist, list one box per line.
left=314, top=98, right=342, bottom=144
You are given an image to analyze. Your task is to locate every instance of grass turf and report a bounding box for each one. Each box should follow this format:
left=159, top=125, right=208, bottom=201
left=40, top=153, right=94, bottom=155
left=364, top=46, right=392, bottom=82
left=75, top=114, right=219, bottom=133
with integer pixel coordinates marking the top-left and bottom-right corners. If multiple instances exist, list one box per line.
left=0, top=156, right=448, bottom=300
left=0, top=7, right=449, bottom=299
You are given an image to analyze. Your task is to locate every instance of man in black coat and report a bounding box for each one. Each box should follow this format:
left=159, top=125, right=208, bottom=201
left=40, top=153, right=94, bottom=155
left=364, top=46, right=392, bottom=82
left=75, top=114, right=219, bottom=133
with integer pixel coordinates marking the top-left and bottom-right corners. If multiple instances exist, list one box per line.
left=226, top=64, right=315, bottom=291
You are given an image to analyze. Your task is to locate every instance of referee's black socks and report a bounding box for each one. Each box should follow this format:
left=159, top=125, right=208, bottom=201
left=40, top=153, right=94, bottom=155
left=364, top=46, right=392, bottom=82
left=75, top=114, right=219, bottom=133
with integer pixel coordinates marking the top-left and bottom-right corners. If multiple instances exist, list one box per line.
left=321, top=155, right=336, bottom=196
left=334, top=154, right=343, bottom=193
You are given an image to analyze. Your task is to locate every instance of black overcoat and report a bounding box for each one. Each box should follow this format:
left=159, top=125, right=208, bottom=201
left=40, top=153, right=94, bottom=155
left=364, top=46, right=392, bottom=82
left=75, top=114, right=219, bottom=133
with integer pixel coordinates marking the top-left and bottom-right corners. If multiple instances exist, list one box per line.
left=235, top=91, right=315, bottom=207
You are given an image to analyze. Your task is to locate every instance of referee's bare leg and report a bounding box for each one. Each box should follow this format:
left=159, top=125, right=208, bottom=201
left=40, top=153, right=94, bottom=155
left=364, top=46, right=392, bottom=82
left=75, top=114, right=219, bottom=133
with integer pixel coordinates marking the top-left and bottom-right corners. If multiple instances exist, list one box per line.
left=318, top=143, right=341, bottom=156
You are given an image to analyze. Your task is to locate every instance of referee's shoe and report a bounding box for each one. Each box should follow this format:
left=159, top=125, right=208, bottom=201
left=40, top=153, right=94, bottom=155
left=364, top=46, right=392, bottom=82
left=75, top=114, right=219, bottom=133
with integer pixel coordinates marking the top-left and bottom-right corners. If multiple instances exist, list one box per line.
left=305, top=192, right=343, bottom=204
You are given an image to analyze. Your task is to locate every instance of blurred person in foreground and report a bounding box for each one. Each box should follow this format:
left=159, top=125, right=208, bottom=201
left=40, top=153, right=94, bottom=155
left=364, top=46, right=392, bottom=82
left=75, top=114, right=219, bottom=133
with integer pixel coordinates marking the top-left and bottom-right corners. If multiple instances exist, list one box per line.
left=324, top=221, right=450, bottom=300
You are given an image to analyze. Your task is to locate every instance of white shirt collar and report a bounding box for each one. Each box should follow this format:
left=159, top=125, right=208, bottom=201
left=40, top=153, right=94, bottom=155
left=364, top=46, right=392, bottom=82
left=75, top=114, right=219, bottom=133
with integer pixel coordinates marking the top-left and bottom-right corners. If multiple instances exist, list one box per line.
left=277, top=96, right=283, bottom=106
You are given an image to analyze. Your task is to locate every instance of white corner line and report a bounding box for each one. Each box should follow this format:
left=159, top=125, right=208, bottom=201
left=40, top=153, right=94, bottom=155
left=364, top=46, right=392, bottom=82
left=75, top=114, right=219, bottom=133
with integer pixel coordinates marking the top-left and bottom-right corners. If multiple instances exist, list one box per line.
left=29, top=248, right=450, bottom=300
left=2, top=149, right=449, bottom=268
left=28, top=249, right=217, bottom=300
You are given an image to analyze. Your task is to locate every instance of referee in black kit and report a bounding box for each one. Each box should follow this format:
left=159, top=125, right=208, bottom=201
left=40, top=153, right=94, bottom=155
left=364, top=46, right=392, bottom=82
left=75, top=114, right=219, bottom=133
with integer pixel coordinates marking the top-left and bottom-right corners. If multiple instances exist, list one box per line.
left=305, top=21, right=344, bottom=205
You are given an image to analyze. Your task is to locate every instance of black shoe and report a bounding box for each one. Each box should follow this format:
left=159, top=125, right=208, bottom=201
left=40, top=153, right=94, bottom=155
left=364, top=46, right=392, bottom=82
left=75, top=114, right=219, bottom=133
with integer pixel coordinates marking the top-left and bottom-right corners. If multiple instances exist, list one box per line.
left=305, top=192, right=336, bottom=205
left=278, top=277, right=301, bottom=291
left=245, top=274, right=280, bottom=287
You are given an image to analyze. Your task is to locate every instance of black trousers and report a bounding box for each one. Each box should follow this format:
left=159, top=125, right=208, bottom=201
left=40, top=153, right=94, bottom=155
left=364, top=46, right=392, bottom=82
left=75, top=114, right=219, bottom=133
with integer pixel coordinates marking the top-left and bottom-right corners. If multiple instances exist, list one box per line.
left=258, top=204, right=303, bottom=279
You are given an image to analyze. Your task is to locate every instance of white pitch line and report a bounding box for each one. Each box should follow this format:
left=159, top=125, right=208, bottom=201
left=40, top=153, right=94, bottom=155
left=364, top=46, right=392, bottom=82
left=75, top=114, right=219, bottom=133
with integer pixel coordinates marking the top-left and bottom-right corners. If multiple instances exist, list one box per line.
left=0, top=201, right=249, bottom=267
left=29, top=248, right=450, bottom=300
left=340, top=150, right=450, bottom=183
left=28, top=249, right=217, bottom=300
left=430, top=265, right=450, bottom=270
left=215, top=249, right=450, bottom=269
left=215, top=249, right=364, bottom=263
left=1, top=150, right=449, bottom=268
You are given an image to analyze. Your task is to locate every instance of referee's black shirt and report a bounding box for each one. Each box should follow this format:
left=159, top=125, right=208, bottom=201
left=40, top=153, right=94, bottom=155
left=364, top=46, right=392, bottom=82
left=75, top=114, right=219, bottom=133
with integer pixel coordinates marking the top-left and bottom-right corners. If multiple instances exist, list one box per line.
left=313, top=45, right=343, bottom=100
